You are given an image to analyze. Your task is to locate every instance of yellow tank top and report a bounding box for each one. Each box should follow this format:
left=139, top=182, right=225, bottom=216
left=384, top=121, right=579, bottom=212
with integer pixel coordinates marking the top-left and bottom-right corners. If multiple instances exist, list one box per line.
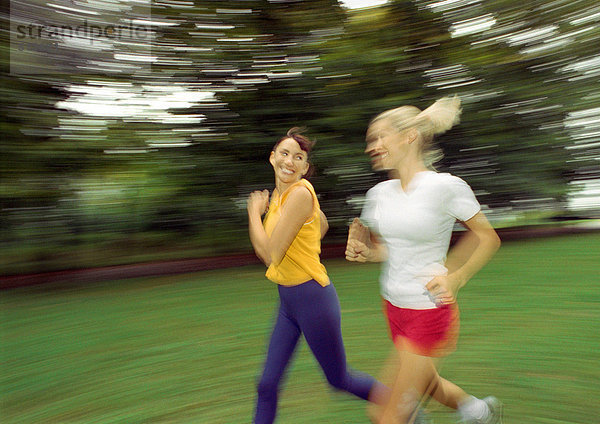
left=263, top=179, right=330, bottom=287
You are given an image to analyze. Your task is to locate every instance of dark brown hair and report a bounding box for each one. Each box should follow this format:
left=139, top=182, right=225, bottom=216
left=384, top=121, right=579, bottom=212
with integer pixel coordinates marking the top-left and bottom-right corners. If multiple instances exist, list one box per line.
left=273, top=127, right=315, bottom=179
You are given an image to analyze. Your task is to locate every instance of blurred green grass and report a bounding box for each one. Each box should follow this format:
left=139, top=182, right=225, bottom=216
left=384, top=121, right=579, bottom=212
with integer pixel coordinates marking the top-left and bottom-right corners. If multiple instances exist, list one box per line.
left=1, top=234, right=599, bottom=423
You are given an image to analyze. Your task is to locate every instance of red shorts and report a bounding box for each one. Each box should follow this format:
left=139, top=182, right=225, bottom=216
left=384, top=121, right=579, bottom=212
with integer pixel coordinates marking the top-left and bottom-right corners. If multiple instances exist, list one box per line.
left=384, top=300, right=459, bottom=358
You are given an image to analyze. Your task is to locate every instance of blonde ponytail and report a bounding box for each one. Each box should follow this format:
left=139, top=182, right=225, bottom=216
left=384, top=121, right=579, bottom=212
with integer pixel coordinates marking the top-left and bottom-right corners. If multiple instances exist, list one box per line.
left=370, top=96, right=462, bottom=169
left=417, top=96, right=462, bottom=135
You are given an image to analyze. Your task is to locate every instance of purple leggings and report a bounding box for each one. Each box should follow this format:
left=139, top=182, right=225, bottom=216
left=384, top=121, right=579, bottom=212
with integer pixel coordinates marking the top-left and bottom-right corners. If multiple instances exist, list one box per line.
left=254, top=280, right=378, bottom=423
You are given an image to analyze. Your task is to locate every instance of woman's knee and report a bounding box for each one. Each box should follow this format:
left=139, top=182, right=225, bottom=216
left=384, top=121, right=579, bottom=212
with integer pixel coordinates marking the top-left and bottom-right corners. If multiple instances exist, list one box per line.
left=325, top=370, right=374, bottom=401
left=325, top=373, right=348, bottom=391
left=257, top=375, right=278, bottom=398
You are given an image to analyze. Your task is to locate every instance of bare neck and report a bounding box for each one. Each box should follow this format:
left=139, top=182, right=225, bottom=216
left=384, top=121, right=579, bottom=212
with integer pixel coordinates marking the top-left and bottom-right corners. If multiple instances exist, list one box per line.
left=275, top=178, right=302, bottom=197
left=394, top=159, right=429, bottom=191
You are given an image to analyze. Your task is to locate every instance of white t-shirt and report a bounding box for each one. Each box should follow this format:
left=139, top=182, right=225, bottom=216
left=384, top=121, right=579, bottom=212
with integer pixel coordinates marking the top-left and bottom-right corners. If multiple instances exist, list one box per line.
left=361, top=171, right=480, bottom=309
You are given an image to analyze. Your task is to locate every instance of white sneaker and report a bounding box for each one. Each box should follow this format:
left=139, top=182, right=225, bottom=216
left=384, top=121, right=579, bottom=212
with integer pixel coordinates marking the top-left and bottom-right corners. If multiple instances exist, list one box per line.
left=459, top=396, right=503, bottom=424
left=482, top=396, right=503, bottom=424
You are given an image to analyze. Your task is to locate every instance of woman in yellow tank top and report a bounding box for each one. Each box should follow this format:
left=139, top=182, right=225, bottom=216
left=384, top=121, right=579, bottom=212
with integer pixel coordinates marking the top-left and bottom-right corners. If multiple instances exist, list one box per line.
left=247, top=128, right=390, bottom=423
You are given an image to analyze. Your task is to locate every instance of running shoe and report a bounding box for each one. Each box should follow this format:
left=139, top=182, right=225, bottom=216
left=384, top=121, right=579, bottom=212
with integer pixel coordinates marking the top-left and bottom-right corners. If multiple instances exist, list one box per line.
left=482, top=396, right=503, bottom=424
left=459, top=396, right=503, bottom=424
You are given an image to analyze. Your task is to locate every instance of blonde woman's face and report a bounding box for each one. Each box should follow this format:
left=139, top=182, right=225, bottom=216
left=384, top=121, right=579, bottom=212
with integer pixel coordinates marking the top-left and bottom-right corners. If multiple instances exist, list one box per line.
left=365, top=119, right=410, bottom=170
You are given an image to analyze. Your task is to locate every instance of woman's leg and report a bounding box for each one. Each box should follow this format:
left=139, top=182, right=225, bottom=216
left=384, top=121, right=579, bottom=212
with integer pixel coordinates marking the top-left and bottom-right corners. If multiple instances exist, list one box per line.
left=254, top=305, right=302, bottom=424
left=377, top=302, right=469, bottom=423
left=294, top=282, right=388, bottom=403
left=376, top=344, right=497, bottom=424
left=378, top=347, right=437, bottom=424
left=427, top=374, right=469, bottom=409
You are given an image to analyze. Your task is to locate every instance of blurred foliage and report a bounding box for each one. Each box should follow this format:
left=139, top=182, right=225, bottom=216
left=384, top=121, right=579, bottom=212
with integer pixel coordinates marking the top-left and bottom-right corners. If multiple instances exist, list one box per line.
left=1, top=0, right=599, bottom=274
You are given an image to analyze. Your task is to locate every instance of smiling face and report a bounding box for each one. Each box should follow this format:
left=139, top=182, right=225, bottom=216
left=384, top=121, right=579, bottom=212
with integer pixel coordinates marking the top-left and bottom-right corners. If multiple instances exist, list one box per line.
left=269, top=137, right=310, bottom=185
left=365, top=119, right=413, bottom=171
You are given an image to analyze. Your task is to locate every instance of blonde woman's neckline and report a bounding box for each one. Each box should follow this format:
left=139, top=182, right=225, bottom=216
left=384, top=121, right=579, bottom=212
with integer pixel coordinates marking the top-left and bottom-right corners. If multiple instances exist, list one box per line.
left=398, top=170, right=435, bottom=194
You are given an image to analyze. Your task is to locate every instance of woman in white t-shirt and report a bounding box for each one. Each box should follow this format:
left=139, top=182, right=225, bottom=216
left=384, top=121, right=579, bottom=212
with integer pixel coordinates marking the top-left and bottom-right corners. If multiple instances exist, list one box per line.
left=346, top=97, right=503, bottom=424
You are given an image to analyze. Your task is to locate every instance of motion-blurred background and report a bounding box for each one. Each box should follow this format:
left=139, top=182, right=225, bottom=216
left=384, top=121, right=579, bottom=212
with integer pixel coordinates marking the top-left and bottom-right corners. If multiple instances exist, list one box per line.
left=2, top=0, right=599, bottom=276
left=2, top=3, right=600, bottom=423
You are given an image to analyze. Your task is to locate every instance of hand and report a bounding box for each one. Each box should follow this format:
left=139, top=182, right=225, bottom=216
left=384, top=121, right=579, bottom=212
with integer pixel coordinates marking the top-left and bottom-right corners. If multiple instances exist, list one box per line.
left=345, top=238, right=370, bottom=262
left=346, top=218, right=372, bottom=262
left=348, top=217, right=370, bottom=244
left=247, top=190, right=270, bottom=216
left=425, top=274, right=461, bottom=306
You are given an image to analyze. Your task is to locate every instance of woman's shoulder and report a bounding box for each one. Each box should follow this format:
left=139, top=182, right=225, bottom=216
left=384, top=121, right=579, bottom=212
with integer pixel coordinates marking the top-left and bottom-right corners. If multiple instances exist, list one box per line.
left=299, top=178, right=316, bottom=193
left=280, top=182, right=315, bottom=221
left=367, top=179, right=396, bottom=195
left=426, top=172, right=475, bottom=199
left=427, top=171, right=470, bottom=186
left=281, top=179, right=314, bottom=203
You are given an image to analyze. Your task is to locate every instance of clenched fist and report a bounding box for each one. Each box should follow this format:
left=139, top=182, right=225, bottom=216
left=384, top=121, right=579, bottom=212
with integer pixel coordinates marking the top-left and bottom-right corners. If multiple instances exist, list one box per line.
left=247, top=190, right=270, bottom=216
left=345, top=218, right=370, bottom=262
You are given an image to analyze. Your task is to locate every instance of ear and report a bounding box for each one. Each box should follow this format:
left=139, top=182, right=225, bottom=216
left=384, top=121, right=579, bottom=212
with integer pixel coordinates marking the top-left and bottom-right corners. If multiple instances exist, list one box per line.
left=269, top=151, right=275, bottom=167
left=301, top=161, right=310, bottom=177
left=406, top=128, right=419, bottom=144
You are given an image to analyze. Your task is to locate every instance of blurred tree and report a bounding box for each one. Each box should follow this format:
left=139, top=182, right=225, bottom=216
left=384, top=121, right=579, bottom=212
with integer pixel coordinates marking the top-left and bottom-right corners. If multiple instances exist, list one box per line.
left=419, top=0, right=586, bottom=213
left=1, top=0, right=599, bottom=274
